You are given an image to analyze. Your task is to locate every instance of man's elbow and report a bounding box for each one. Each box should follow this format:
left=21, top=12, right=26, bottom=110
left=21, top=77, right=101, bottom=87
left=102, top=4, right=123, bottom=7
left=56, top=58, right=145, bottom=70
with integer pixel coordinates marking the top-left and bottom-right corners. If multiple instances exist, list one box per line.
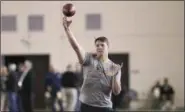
left=113, top=87, right=122, bottom=95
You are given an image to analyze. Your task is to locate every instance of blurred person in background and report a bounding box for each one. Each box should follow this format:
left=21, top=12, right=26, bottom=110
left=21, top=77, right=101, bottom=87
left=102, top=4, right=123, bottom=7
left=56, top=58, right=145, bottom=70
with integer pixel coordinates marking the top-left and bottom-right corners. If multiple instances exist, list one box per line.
left=17, top=63, right=26, bottom=112
left=150, top=80, right=162, bottom=109
left=74, top=62, right=83, bottom=88
left=117, top=86, right=130, bottom=109
left=0, top=66, right=8, bottom=111
left=18, top=60, right=34, bottom=112
left=125, top=88, right=138, bottom=110
left=6, top=63, right=19, bottom=112
left=160, top=78, right=175, bottom=110
left=61, top=64, right=78, bottom=111
left=74, top=62, right=84, bottom=111
left=17, top=63, right=26, bottom=81
left=45, top=66, right=53, bottom=110
left=45, top=65, right=63, bottom=112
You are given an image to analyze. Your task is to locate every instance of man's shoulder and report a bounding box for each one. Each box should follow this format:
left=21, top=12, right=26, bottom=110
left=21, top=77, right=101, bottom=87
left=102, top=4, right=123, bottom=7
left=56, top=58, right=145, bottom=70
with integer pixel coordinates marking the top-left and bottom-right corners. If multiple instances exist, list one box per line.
left=108, top=60, right=121, bottom=69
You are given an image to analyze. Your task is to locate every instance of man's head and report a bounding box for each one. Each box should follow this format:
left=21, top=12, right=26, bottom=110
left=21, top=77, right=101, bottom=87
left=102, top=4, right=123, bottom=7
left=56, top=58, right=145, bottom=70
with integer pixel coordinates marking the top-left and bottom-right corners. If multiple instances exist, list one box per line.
left=8, top=63, right=17, bottom=72
left=18, top=63, right=25, bottom=72
left=94, top=36, right=109, bottom=57
left=49, top=65, right=55, bottom=73
left=155, top=80, right=160, bottom=86
left=24, top=60, right=32, bottom=70
left=164, top=78, right=169, bottom=85
left=66, top=64, right=73, bottom=71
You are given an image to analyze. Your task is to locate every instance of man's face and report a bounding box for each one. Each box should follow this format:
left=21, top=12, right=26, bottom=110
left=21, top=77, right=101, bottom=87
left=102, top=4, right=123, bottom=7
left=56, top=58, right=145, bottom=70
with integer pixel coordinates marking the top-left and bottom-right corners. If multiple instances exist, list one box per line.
left=24, top=60, right=32, bottom=70
left=164, top=79, right=168, bottom=85
left=95, top=41, right=108, bottom=57
left=19, top=64, right=25, bottom=72
left=66, top=65, right=73, bottom=71
left=156, top=81, right=160, bottom=86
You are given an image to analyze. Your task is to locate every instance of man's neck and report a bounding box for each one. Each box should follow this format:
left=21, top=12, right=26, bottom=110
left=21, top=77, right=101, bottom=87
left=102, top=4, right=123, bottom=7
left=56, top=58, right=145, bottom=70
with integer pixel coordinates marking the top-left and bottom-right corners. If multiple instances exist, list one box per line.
left=97, top=55, right=109, bottom=62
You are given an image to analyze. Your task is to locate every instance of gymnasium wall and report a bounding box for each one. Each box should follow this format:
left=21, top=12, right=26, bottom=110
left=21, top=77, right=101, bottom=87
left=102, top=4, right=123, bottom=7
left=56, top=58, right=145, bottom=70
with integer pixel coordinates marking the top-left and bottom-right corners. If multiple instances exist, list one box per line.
left=1, top=1, right=184, bottom=107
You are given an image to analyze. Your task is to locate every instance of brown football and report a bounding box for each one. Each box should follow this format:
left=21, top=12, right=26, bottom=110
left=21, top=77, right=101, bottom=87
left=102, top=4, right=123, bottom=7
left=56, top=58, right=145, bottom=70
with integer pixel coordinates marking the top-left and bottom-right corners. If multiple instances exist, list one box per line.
left=62, top=3, right=76, bottom=17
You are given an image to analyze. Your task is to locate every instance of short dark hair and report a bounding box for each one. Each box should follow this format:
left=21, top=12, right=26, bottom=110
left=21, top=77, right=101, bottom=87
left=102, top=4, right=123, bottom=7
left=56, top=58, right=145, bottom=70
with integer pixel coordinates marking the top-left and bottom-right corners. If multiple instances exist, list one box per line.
left=164, top=78, right=168, bottom=82
left=94, top=36, right=109, bottom=46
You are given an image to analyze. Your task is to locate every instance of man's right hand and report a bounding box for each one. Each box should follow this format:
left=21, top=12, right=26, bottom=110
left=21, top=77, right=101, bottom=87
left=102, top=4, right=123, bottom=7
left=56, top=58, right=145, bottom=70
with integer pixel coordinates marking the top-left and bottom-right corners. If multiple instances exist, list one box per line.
left=63, top=17, right=72, bottom=30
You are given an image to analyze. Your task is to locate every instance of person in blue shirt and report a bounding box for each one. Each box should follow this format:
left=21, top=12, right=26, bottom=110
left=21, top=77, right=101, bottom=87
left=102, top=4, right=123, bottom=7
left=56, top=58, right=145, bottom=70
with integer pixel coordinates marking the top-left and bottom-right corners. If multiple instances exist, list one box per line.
left=45, top=66, right=63, bottom=112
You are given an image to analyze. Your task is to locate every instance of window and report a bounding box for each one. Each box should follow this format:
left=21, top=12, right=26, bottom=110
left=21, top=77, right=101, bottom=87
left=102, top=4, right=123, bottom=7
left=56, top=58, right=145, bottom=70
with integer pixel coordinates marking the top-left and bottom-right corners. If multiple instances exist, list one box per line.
left=85, top=13, right=101, bottom=30
left=1, top=15, right=17, bottom=32
left=28, top=15, right=44, bottom=31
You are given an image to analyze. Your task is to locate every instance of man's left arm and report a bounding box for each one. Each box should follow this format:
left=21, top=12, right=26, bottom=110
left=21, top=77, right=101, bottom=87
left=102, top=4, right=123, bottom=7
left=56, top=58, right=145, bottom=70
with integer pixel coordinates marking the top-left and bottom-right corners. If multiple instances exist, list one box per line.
left=112, top=70, right=122, bottom=95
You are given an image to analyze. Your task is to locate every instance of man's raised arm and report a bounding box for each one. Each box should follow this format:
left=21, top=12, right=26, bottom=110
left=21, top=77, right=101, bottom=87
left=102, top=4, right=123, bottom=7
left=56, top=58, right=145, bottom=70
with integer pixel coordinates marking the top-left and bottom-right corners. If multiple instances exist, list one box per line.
left=63, top=17, right=85, bottom=64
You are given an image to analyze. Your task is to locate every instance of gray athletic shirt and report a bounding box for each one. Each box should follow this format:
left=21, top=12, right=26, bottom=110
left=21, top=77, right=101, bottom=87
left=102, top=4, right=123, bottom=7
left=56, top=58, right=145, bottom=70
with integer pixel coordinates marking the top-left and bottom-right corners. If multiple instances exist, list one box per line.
left=79, top=53, right=121, bottom=108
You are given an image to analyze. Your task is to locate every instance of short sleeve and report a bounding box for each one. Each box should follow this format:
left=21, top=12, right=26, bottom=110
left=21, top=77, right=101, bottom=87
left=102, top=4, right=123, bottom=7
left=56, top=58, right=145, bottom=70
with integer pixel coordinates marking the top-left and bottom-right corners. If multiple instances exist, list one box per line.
left=82, top=52, right=93, bottom=66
